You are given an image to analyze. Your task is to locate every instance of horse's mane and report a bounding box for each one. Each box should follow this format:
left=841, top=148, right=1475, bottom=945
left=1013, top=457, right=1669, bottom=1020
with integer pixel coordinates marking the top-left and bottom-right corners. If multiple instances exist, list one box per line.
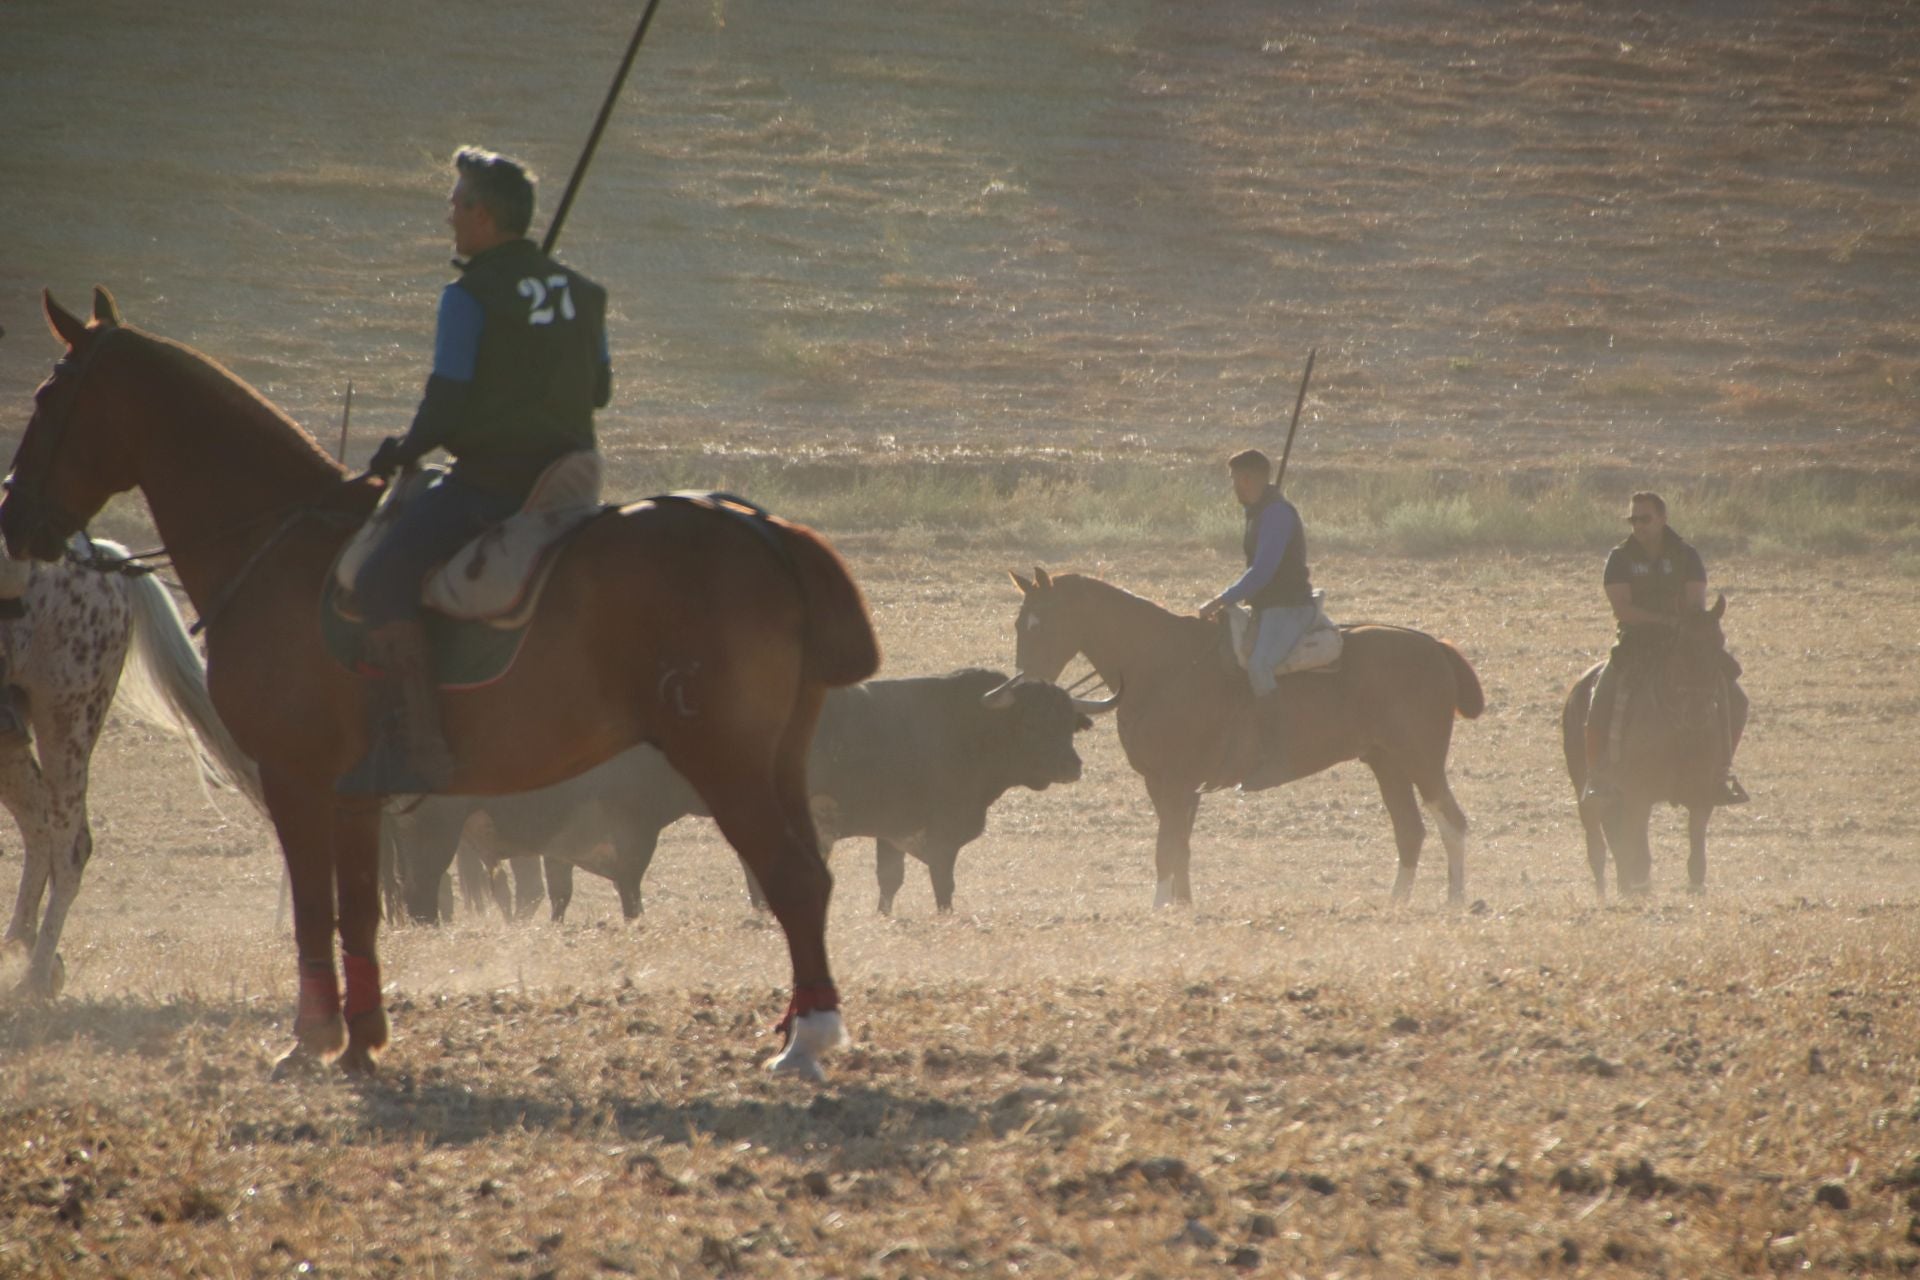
left=1051, top=572, right=1209, bottom=643
left=123, top=327, right=346, bottom=478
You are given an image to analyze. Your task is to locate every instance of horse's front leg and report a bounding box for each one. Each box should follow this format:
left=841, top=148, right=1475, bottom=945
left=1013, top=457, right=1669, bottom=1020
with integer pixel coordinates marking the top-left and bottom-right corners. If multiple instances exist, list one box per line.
left=332, top=797, right=389, bottom=1075
left=1145, top=774, right=1199, bottom=908
left=262, top=770, right=346, bottom=1077
left=1607, top=800, right=1655, bottom=896
left=1685, top=806, right=1711, bottom=894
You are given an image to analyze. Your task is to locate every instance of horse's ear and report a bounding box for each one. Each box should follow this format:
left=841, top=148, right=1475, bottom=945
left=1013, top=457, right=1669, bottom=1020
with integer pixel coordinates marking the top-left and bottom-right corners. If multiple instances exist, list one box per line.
left=1009, top=570, right=1035, bottom=596
left=1034, top=566, right=1052, bottom=590
left=1709, top=592, right=1725, bottom=621
left=91, top=286, right=123, bottom=328
left=44, top=290, right=89, bottom=349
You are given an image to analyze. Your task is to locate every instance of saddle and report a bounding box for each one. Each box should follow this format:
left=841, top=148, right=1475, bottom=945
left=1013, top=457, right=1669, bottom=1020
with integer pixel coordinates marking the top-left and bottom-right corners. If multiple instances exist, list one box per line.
left=334, top=451, right=607, bottom=628
left=1224, top=591, right=1343, bottom=677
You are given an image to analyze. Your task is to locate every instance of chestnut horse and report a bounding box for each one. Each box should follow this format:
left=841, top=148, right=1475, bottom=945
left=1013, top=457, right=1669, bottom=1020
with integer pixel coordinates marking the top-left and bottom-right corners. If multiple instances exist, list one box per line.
left=3, top=289, right=879, bottom=1080
left=1009, top=569, right=1483, bottom=906
left=1560, top=596, right=1746, bottom=897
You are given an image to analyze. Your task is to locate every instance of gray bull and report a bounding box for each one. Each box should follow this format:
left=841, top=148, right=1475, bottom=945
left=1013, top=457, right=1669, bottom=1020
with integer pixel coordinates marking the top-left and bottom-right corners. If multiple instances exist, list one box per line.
left=390, top=668, right=1114, bottom=919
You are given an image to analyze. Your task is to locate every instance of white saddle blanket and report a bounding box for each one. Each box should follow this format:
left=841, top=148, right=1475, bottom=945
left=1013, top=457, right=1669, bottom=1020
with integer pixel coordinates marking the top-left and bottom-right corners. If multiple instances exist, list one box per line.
left=1227, top=592, right=1343, bottom=677
left=335, top=451, right=605, bottom=625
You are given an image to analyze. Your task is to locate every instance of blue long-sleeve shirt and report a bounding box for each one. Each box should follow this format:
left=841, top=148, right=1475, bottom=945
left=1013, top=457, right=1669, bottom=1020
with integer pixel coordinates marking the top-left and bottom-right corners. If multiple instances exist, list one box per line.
left=1219, top=497, right=1300, bottom=607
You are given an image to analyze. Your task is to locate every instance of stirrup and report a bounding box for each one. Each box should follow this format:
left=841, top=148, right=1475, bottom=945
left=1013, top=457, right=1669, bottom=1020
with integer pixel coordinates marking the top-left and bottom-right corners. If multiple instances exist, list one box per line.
left=1713, top=775, right=1750, bottom=807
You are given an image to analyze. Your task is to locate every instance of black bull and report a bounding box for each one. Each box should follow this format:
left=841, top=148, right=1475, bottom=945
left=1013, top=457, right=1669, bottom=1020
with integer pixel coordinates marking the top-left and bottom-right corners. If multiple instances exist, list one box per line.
left=389, top=669, right=1115, bottom=919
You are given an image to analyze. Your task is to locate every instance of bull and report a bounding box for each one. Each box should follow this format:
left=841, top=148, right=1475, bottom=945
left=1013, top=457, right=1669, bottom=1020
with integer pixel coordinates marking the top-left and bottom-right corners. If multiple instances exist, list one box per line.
left=391, top=668, right=1115, bottom=919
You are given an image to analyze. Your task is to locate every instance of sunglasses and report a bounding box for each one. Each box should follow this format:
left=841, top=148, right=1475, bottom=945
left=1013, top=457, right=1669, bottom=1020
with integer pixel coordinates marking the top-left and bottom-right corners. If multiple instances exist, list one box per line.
left=1627, top=514, right=1655, bottom=525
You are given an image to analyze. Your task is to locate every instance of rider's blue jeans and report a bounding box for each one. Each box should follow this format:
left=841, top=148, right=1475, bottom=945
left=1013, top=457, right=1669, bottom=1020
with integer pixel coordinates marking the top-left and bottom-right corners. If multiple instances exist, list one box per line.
left=354, top=472, right=519, bottom=625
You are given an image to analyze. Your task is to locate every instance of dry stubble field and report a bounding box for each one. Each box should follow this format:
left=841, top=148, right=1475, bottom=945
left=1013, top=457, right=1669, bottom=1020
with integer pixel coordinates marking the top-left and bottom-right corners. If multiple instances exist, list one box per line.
left=4, top=0, right=1920, bottom=1276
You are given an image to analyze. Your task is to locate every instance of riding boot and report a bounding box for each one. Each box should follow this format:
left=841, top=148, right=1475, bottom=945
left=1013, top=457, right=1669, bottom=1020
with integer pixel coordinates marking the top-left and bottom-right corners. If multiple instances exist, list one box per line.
left=336, top=620, right=455, bottom=795
left=1237, top=692, right=1289, bottom=793
left=0, top=655, right=26, bottom=750
left=1578, top=721, right=1617, bottom=821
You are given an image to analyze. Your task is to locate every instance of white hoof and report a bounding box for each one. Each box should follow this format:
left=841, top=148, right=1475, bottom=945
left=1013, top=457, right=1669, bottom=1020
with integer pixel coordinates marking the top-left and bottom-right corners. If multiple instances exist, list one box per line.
left=767, top=1009, right=847, bottom=1082
left=1153, top=877, right=1176, bottom=910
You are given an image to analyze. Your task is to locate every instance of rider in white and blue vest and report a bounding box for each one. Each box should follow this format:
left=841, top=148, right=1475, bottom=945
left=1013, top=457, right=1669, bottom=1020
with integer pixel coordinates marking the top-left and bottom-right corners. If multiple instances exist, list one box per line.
left=1200, top=449, right=1316, bottom=791
left=340, top=146, right=611, bottom=796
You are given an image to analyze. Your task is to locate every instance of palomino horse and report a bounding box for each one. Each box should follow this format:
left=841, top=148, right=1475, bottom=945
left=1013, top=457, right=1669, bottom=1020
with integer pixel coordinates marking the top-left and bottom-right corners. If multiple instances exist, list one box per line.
left=4, top=289, right=879, bottom=1080
left=1009, top=569, right=1484, bottom=906
left=3, top=538, right=262, bottom=998
left=1560, top=596, right=1747, bottom=896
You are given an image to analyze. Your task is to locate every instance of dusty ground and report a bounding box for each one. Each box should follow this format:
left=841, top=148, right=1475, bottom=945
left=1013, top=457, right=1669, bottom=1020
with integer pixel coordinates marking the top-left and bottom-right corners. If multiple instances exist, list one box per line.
left=4, top=548, right=1918, bottom=1277
left=3, top=0, right=1919, bottom=1275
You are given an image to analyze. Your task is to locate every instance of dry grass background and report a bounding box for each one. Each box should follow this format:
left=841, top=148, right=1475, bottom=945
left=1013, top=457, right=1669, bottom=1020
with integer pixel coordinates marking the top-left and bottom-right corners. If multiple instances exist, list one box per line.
left=3, top=0, right=1920, bottom=1276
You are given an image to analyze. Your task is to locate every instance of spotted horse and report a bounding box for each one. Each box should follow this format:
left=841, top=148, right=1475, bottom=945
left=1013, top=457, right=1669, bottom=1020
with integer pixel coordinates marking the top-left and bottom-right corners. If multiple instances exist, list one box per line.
left=1, top=537, right=262, bottom=998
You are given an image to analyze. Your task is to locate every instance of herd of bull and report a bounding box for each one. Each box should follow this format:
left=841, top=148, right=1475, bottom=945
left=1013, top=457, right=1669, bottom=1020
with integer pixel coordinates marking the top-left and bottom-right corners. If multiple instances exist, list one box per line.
left=383, top=667, right=1116, bottom=924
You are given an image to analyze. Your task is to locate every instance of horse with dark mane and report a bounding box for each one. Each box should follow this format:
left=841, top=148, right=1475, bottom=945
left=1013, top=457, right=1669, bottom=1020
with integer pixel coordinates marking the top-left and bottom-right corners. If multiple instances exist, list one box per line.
left=3, top=289, right=879, bottom=1080
left=1009, top=569, right=1483, bottom=906
left=1560, top=595, right=1747, bottom=896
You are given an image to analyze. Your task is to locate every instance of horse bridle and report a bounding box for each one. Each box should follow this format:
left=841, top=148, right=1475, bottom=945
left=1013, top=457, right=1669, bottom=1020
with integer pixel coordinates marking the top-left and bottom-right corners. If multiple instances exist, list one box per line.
left=4, top=327, right=127, bottom=554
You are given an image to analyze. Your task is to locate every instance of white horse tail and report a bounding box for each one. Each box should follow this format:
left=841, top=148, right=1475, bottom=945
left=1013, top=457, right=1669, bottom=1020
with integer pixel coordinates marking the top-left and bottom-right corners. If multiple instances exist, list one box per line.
left=93, top=540, right=268, bottom=816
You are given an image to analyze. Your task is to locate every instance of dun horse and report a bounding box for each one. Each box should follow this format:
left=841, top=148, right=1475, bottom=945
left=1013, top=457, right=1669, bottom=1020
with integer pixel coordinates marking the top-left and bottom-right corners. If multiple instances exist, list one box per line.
left=4, top=289, right=879, bottom=1080
left=3, top=540, right=261, bottom=998
left=1010, top=569, right=1483, bottom=905
left=1560, top=596, right=1746, bottom=896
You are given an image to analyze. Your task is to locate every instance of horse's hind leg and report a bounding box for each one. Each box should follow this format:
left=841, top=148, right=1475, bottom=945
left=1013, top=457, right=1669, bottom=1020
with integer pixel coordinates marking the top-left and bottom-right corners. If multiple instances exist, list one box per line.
left=1581, top=812, right=1610, bottom=900
left=1686, top=806, right=1710, bottom=894
left=1144, top=774, right=1199, bottom=908
left=7, top=727, right=93, bottom=998
left=1365, top=755, right=1428, bottom=903
left=678, top=682, right=842, bottom=1079
left=0, top=750, right=50, bottom=959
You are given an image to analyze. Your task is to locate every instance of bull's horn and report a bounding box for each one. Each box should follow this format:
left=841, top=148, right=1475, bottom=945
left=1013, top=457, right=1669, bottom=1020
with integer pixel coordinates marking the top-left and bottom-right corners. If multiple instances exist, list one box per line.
left=981, top=674, right=1024, bottom=708
left=1072, top=691, right=1120, bottom=715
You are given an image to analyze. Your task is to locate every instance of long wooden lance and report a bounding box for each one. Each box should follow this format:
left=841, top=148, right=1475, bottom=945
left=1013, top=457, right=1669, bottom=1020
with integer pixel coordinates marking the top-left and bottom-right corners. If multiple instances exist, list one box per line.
left=1273, top=346, right=1316, bottom=494
left=541, top=0, right=666, bottom=256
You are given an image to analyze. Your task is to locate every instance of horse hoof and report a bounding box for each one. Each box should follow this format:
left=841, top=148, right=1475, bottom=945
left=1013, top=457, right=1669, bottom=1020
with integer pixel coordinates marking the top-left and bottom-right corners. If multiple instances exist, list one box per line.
left=271, top=1044, right=332, bottom=1082
left=767, top=1009, right=846, bottom=1082
left=336, top=1044, right=379, bottom=1077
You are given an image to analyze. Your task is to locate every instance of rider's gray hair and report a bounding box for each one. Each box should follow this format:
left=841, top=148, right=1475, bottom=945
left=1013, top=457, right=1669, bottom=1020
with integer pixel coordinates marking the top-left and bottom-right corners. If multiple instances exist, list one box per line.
left=453, top=146, right=536, bottom=237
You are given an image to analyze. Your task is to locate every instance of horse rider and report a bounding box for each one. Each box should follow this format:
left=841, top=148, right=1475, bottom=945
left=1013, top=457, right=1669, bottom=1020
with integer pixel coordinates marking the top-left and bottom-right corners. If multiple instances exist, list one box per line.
left=340, top=145, right=611, bottom=795
left=1581, top=490, right=1747, bottom=814
left=1199, top=448, right=1316, bottom=792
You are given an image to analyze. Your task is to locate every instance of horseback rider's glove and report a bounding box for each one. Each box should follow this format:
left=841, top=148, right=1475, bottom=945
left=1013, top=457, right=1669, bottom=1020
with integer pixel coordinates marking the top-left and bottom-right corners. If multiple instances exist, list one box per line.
left=367, top=436, right=411, bottom=478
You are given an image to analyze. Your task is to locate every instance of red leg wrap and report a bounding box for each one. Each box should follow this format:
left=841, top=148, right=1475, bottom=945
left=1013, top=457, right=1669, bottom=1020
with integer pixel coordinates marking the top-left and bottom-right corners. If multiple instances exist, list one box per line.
left=295, top=962, right=340, bottom=1033
left=774, top=982, right=840, bottom=1043
left=342, top=953, right=382, bottom=1020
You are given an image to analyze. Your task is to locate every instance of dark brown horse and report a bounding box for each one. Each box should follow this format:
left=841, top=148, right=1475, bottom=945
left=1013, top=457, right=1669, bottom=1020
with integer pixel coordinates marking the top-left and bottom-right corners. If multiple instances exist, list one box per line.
left=3, top=288, right=879, bottom=1080
left=1010, top=569, right=1484, bottom=906
left=1560, top=596, right=1746, bottom=897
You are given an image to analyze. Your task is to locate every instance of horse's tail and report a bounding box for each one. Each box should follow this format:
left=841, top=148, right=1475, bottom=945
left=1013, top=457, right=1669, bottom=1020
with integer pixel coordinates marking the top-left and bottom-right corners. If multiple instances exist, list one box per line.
left=1440, top=640, right=1486, bottom=720
left=99, top=544, right=267, bottom=815
left=772, top=520, right=881, bottom=687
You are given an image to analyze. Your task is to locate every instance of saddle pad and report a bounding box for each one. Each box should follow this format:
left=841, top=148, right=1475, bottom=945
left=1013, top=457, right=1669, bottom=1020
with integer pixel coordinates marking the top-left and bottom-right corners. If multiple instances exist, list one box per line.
left=1228, top=593, right=1345, bottom=677
left=321, top=577, right=533, bottom=691
left=334, top=451, right=606, bottom=624
left=427, top=451, right=605, bottom=621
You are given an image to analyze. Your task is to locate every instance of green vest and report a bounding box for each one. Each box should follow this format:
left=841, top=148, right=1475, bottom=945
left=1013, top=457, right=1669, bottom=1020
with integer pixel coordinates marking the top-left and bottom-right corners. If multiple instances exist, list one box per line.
left=448, top=239, right=607, bottom=496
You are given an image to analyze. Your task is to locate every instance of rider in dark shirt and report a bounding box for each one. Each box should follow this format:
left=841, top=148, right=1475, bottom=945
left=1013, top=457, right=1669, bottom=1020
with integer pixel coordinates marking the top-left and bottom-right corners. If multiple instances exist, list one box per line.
left=1582, top=491, right=1747, bottom=812
left=339, top=146, right=611, bottom=795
